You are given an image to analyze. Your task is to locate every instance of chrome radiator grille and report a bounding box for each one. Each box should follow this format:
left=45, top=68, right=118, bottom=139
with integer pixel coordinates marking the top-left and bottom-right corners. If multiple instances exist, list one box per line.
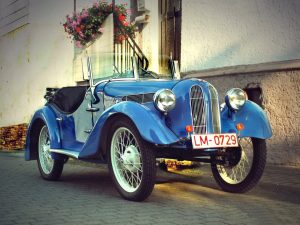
left=209, top=85, right=221, bottom=133
left=190, top=85, right=206, bottom=134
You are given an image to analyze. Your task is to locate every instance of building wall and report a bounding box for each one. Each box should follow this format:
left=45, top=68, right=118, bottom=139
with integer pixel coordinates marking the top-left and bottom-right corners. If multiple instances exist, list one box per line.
left=180, top=0, right=300, bottom=165
left=181, top=0, right=300, bottom=72
left=0, top=0, right=75, bottom=127
left=186, top=70, right=300, bottom=165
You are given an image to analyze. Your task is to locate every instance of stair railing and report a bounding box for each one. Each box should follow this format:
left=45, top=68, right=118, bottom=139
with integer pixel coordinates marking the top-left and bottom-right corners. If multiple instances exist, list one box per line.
left=113, top=9, right=149, bottom=74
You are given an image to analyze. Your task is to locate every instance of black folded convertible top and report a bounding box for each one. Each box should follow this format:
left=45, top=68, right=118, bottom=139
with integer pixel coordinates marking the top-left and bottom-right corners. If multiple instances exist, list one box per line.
left=46, top=86, right=88, bottom=114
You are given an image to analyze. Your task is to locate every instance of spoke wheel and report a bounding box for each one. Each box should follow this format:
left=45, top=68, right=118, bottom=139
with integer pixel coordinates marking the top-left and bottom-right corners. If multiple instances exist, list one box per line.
left=36, top=124, right=64, bottom=180
left=108, top=118, right=156, bottom=201
left=211, top=138, right=266, bottom=193
left=38, top=126, right=54, bottom=174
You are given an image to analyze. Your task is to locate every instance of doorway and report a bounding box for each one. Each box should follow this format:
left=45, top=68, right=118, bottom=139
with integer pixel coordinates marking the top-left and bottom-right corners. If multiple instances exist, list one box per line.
left=159, top=0, right=182, bottom=73
left=244, top=84, right=264, bottom=109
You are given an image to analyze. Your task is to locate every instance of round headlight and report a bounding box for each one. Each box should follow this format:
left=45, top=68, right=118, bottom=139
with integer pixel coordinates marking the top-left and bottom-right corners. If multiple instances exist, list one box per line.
left=153, top=89, right=176, bottom=113
left=225, top=88, right=247, bottom=110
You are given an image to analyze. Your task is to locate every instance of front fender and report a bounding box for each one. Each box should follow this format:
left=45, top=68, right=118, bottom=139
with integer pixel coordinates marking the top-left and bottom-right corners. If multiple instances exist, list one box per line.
left=221, top=101, right=272, bottom=139
left=111, top=102, right=180, bottom=144
left=79, top=101, right=180, bottom=158
left=25, top=106, right=61, bottom=160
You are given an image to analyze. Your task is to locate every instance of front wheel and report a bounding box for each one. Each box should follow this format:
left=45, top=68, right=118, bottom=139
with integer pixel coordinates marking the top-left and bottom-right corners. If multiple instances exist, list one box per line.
left=37, top=125, right=64, bottom=180
left=108, top=118, right=156, bottom=201
left=211, top=137, right=266, bottom=193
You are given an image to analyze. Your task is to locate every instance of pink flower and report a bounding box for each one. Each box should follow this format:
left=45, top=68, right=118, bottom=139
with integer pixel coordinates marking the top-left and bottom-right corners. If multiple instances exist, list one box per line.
left=76, top=16, right=81, bottom=24
left=126, top=9, right=132, bottom=16
left=98, top=27, right=104, bottom=33
left=76, top=41, right=82, bottom=48
left=72, top=20, right=77, bottom=29
left=81, top=9, right=89, bottom=18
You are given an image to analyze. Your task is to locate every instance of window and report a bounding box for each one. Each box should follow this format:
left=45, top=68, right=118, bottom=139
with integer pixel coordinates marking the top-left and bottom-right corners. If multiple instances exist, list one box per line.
left=0, top=0, right=29, bottom=35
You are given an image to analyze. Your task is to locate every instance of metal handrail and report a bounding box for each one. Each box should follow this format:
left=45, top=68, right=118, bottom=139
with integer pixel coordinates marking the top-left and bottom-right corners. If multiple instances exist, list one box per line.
left=113, top=9, right=149, bottom=72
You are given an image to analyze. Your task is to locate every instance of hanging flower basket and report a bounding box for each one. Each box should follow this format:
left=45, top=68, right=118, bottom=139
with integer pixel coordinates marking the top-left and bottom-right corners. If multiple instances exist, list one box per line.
left=63, top=1, right=135, bottom=48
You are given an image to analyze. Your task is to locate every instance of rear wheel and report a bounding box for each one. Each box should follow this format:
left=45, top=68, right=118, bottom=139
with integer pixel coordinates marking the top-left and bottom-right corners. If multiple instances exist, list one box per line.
left=37, top=125, right=64, bottom=180
left=211, top=137, right=266, bottom=193
left=108, top=118, right=156, bottom=201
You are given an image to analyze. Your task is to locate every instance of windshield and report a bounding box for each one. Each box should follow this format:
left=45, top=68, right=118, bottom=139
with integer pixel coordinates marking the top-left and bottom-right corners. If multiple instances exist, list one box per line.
left=85, top=53, right=174, bottom=84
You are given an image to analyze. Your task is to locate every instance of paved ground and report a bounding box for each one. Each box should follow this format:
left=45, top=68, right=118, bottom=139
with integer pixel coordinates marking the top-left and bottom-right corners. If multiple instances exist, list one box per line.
left=0, top=152, right=299, bottom=225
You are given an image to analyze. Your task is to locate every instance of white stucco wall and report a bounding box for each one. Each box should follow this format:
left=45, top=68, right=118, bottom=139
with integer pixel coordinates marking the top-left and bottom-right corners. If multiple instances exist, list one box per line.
left=181, top=0, right=300, bottom=72
left=0, top=0, right=75, bottom=127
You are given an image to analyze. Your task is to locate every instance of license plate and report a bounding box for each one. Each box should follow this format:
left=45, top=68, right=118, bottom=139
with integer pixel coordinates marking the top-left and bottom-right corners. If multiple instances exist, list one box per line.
left=191, top=133, right=239, bottom=149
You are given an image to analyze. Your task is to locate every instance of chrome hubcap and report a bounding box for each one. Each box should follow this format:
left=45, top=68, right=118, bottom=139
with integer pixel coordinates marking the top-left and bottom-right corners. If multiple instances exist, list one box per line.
left=111, top=127, right=143, bottom=193
left=38, top=126, right=54, bottom=174
left=121, top=145, right=141, bottom=172
left=217, top=138, right=253, bottom=184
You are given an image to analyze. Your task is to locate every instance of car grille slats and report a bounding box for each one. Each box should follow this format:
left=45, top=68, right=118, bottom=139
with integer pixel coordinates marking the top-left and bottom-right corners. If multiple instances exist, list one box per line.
left=190, top=85, right=206, bottom=134
left=190, top=84, right=221, bottom=134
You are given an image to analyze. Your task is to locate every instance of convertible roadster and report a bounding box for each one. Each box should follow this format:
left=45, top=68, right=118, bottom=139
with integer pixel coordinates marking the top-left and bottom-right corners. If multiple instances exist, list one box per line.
left=25, top=56, right=272, bottom=201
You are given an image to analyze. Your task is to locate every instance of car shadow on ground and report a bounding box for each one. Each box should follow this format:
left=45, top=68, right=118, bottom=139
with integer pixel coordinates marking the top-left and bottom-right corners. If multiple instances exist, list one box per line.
left=59, top=163, right=221, bottom=200
left=157, top=165, right=300, bottom=205
left=52, top=161, right=300, bottom=205
left=55, top=164, right=120, bottom=198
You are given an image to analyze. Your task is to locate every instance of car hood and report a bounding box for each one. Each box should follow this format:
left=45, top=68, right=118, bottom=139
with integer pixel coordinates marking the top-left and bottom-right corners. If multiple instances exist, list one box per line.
left=95, top=79, right=180, bottom=97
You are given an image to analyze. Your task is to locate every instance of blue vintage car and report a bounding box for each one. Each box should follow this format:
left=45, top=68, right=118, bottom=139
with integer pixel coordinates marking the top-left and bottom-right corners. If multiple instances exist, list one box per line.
left=25, top=56, right=272, bottom=201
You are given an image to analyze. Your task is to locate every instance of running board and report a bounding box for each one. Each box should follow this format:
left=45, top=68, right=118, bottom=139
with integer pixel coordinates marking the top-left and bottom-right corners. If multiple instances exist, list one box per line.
left=50, top=149, right=80, bottom=159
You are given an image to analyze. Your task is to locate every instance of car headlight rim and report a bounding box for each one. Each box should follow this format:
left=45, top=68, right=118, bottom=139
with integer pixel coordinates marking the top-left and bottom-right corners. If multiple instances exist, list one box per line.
left=153, top=89, right=176, bottom=113
left=225, top=88, right=247, bottom=111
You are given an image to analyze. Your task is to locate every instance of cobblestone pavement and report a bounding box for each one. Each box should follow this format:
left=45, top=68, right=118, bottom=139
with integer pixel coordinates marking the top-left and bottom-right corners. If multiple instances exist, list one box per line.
left=0, top=152, right=299, bottom=225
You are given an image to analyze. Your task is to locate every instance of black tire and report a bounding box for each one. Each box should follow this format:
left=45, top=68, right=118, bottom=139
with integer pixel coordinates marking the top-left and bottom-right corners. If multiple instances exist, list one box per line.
left=108, top=118, right=156, bottom=201
left=36, top=124, right=64, bottom=180
left=211, top=138, right=266, bottom=193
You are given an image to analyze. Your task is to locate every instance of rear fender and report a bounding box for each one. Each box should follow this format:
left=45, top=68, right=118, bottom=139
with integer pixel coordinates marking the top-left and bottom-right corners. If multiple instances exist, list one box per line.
left=25, top=106, right=62, bottom=161
left=221, top=101, right=272, bottom=139
left=78, top=101, right=180, bottom=158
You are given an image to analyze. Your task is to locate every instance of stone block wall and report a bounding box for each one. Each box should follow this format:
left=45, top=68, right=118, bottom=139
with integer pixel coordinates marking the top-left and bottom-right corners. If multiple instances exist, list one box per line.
left=186, top=70, right=300, bottom=165
left=0, top=124, right=28, bottom=150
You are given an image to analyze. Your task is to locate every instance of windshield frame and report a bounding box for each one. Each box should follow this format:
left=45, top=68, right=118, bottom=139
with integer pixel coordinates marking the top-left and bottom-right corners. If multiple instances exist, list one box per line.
left=86, top=54, right=175, bottom=87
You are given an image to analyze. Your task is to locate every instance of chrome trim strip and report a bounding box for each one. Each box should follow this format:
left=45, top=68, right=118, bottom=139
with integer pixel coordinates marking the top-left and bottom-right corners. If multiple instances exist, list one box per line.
left=50, top=149, right=80, bottom=159
left=94, top=78, right=172, bottom=87
left=208, top=84, right=221, bottom=133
